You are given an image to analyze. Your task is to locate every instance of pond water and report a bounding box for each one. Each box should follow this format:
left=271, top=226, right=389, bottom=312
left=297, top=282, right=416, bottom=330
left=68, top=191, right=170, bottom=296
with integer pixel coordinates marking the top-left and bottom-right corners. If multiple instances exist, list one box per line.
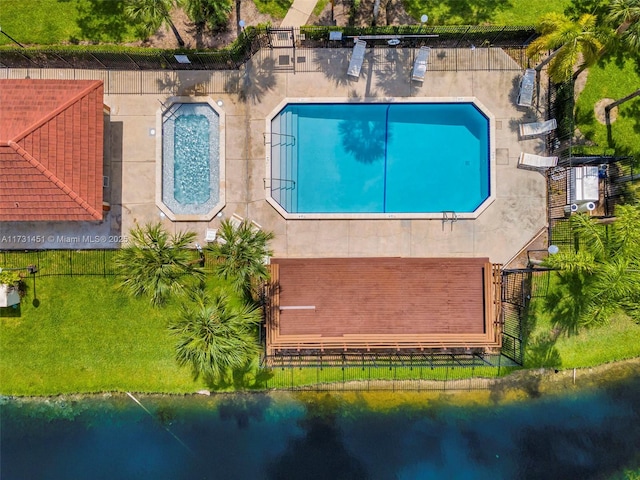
left=2, top=376, right=640, bottom=479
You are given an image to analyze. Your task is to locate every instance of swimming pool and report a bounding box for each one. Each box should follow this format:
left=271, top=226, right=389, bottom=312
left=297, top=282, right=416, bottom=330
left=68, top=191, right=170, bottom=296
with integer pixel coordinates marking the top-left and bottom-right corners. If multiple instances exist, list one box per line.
left=158, top=100, right=225, bottom=221
left=266, top=98, right=495, bottom=219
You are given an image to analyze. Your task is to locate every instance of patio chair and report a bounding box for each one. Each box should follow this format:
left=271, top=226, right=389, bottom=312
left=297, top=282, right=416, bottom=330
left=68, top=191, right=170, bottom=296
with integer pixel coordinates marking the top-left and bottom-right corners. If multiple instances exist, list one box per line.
left=519, top=118, right=557, bottom=137
left=347, top=40, right=367, bottom=78
left=205, top=229, right=218, bottom=243
left=230, top=213, right=244, bottom=228
left=411, top=46, right=431, bottom=82
left=518, top=152, right=558, bottom=169
left=516, top=69, right=536, bottom=107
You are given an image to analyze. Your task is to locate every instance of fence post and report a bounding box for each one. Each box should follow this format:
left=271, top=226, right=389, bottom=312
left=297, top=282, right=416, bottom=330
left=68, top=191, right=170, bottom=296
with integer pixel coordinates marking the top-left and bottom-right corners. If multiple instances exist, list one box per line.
left=69, top=250, right=73, bottom=277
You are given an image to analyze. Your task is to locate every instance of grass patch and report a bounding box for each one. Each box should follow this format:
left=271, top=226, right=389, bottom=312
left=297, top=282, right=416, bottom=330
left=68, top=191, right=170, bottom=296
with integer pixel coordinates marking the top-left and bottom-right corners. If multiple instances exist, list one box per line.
left=574, top=56, right=640, bottom=159
left=0, top=277, right=205, bottom=396
left=525, top=286, right=640, bottom=369
left=402, top=0, right=569, bottom=26
left=0, top=0, right=145, bottom=46
left=253, top=0, right=293, bottom=19
left=313, top=0, right=330, bottom=18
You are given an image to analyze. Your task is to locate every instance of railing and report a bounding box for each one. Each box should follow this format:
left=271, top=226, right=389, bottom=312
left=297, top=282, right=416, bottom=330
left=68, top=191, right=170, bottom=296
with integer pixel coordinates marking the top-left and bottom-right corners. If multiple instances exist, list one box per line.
left=0, top=26, right=536, bottom=71
left=260, top=352, right=518, bottom=391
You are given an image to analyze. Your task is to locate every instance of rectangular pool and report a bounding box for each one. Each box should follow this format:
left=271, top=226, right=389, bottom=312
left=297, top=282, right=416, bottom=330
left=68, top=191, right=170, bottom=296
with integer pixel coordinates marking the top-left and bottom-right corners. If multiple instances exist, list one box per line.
left=269, top=101, right=492, bottom=218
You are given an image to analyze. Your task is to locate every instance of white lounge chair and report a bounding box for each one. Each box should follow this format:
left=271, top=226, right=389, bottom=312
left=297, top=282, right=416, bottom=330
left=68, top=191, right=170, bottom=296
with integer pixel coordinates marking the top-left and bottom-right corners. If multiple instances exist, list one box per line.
left=230, top=213, right=244, bottom=228
left=517, top=69, right=536, bottom=107
left=347, top=40, right=367, bottom=78
left=519, top=118, right=557, bottom=137
left=205, top=229, right=218, bottom=242
left=518, top=152, right=558, bottom=169
left=412, top=46, right=431, bottom=82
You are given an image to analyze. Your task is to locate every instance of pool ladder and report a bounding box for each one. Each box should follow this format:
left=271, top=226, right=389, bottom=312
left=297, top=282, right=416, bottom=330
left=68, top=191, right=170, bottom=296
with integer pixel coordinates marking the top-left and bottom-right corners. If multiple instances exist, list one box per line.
left=442, top=211, right=458, bottom=231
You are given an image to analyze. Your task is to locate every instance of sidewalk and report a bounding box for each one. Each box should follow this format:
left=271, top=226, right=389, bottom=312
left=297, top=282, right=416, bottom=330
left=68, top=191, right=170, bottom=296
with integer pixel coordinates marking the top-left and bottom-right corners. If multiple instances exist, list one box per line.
left=281, top=0, right=318, bottom=27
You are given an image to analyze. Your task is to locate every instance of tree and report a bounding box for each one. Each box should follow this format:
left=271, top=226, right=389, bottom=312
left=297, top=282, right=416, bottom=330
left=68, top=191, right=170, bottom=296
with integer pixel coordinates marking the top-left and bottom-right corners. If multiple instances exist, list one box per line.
left=183, top=0, right=232, bottom=33
left=206, top=218, right=274, bottom=300
left=115, top=222, right=204, bottom=306
left=527, top=13, right=603, bottom=83
left=543, top=204, right=640, bottom=333
left=124, top=0, right=186, bottom=47
left=169, top=289, right=261, bottom=383
left=604, top=0, right=640, bottom=54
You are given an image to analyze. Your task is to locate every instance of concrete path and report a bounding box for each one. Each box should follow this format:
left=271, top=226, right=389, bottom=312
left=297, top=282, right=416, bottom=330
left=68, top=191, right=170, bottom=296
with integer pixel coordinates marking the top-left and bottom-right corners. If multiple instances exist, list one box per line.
left=281, top=0, right=318, bottom=27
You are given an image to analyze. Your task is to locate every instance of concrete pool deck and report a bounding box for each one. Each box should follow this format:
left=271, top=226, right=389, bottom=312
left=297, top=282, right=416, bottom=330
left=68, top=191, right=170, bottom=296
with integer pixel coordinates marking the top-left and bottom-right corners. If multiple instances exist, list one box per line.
left=0, top=47, right=548, bottom=264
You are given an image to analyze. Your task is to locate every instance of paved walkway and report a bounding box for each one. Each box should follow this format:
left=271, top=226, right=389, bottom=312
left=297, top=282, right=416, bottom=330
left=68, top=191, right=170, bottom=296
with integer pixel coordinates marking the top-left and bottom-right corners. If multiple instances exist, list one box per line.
left=281, top=0, right=318, bottom=27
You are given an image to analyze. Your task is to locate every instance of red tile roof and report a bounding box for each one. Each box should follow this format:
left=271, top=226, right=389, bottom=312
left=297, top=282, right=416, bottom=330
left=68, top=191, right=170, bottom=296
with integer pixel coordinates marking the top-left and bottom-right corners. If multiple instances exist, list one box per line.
left=0, top=79, right=104, bottom=221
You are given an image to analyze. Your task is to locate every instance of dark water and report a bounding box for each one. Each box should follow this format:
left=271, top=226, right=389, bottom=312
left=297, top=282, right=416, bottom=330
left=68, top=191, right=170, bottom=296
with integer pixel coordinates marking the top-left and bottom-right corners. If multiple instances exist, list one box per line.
left=2, top=377, right=640, bottom=480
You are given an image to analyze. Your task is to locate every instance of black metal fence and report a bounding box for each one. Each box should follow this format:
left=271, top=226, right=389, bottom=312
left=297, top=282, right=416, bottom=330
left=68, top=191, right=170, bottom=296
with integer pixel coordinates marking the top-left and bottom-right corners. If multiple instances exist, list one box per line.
left=500, top=269, right=550, bottom=365
left=547, top=156, right=638, bottom=248
left=0, top=25, right=536, bottom=71
left=0, top=249, right=119, bottom=277
left=260, top=353, right=518, bottom=391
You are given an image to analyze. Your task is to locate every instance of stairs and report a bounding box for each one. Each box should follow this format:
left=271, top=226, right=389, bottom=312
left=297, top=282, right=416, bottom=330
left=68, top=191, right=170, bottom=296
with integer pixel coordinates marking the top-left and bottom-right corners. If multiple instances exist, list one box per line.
left=270, top=108, right=298, bottom=212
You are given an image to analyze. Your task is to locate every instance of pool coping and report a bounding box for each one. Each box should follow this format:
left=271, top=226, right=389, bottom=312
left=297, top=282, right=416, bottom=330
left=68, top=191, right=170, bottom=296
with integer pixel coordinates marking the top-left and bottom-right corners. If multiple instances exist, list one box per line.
left=264, top=96, right=496, bottom=220
left=156, top=96, right=226, bottom=222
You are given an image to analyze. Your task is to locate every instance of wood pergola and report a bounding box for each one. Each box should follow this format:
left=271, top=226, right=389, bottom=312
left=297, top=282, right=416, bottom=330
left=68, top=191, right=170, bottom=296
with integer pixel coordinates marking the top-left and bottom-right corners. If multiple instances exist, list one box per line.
left=265, top=258, right=502, bottom=355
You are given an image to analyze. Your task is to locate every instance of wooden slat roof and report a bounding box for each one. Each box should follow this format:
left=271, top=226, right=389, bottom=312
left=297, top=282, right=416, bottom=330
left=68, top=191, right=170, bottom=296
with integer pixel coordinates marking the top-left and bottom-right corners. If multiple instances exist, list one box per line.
left=267, top=258, right=501, bottom=353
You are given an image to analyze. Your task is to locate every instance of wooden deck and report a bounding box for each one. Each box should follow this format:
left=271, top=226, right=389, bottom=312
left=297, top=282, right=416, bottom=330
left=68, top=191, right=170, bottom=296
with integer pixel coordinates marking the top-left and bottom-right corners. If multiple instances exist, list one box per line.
left=265, top=258, right=502, bottom=354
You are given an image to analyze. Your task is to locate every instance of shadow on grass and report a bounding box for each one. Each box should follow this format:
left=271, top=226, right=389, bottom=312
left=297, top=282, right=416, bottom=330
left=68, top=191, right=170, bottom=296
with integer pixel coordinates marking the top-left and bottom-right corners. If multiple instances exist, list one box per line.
left=73, top=0, right=136, bottom=44
left=404, top=0, right=510, bottom=24
left=564, top=0, right=608, bottom=20
left=205, top=360, right=275, bottom=390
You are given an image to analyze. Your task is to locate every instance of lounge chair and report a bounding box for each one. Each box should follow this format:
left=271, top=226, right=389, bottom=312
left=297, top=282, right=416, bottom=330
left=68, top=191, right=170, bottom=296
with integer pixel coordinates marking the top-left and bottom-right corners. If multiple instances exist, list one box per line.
left=518, top=152, right=558, bottom=169
left=205, top=229, right=218, bottom=243
left=519, top=118, right=557, bottom=137
left=230, top=213, right=244, bottom=228
left=517, top=69, right=536, bottom=107
left=412, top=46, right=431, bottom=82
left=347, top=40, right=367, bottom=78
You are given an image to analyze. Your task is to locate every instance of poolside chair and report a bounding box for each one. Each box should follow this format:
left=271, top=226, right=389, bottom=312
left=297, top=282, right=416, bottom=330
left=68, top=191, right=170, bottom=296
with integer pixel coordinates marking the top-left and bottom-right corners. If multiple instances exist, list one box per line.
left=205, top=228, right=218, bottom=243
left=519, top=118, right=557, bottom=137
left=518, top=152, right=558, bottom=169
left=347, top=40, right=367, bottom=78
left=411, top=46, right=431, bottom=82
left=230, top=213, right=244, bottom=228
left=251, top=220, right=263, bottom=232
left=517, top=69, right=536, bottom=107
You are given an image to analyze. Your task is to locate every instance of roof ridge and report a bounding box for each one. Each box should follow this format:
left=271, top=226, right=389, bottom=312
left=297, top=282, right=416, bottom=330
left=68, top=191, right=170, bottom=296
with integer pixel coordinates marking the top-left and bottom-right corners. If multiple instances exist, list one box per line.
left=8, top=140, right=102, bottom=220
left=10, top=80, right=103, bottom=144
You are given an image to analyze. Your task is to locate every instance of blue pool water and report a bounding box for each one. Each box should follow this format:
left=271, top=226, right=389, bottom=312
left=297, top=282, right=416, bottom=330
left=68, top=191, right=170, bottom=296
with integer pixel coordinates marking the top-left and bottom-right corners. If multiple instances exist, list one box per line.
left=270, top=103, right=490, bottom=214
left=162, top=103, right=220, bottom=216
left=2, top=375, right=640, bottom=479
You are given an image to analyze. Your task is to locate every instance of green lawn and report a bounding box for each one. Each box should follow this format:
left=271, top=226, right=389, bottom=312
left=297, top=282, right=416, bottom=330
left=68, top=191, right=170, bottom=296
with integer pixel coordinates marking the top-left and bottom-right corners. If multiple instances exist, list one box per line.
left=403, top=0, right=570, bottom=26
left=575, top=56, right=640, bottom=159
left=525, top=289, right=640, bottom=370
left=0, top=277, right=206, bottom=396
left=253, top=0, right=293, bottom=19
left=0, top=0, right=143, bottom=46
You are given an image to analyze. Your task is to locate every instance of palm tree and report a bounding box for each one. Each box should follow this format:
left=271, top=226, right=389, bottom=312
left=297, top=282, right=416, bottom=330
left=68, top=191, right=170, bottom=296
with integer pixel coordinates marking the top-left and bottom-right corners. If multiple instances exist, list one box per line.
left=125, top=0, right=186, bottom=47
left=169, top=289, right=261, bottom=383
left=527, top=13, right=603, bottom=83
left=604, top=0, right=640, bottom=54
left=183, top=0, right=232, bottom=32
left=543, top=204, right=640, bottom=333
left=115, top=222, right=204, bottom=306
left=206, top=218, right=274, bottom=300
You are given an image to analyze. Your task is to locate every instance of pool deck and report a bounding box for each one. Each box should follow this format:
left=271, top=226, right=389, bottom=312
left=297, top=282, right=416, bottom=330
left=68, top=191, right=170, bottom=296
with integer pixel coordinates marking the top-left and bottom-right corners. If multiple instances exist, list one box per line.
left=0, top=47, right=548, bottom=263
